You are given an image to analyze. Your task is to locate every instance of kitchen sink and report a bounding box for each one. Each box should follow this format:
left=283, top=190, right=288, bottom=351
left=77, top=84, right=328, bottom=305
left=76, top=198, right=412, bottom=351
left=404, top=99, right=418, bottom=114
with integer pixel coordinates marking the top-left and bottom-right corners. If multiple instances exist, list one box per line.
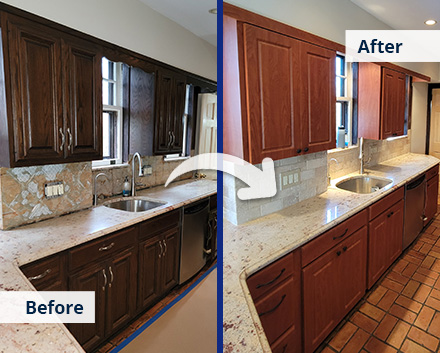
left=336, top=175, right=393, bottom=194
left=104, top=198, right=166, bottom=212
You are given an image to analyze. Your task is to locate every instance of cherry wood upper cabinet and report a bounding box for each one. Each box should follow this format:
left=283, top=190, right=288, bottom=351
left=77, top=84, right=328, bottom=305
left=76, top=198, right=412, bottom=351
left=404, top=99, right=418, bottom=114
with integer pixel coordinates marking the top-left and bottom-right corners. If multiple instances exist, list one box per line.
left=224, top=15, right=336, bottom=164
left=358, top=63, right=407, bottom=140
left=243, top=24, right=302, bottom=163
left=63, top=35, right=102, bottom=161
left=5, top=14, right=65, bottom=165
left=300, top=42, right=336, bottom=154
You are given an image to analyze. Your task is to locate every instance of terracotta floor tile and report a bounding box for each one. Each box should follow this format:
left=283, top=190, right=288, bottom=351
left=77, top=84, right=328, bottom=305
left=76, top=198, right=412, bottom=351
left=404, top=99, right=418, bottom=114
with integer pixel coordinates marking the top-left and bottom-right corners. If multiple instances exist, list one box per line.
left=321, top=347, right=337, bottom=353
left=329, top=321, right=357, bottom=351
left=367, top=286, right=387, bottom=305
left=386, top=320, right=411, bottom=349
left=402, top=280, right=420, bottom=298
left=407, top=326, right=439, bottom=352
left=412, top=241, right=424, bottom=252
left=389, top=304, right=417, bottom=324
left=429, top=250, right=440, bottom=259
left=421, top=256, right=436, bottom=269
left=414, top=306, right=435, bottom=331
left=402, top=263, right=419, bottom=278
left=381, top=278, right=404, bottom=293
left=364, top=337, right=396, bottom=353
left=395, top=295, right=423, bottom=313
left=358, top=302, right=385, bottom=322
left=350, top=312, right=378, bottom=334
left=420, top=243, right=434, bottom=255
left=387, top=271, right=409, bottom=286
left=434, top=277, right=440, bottom=290
left=426, top=296, right=440, bottom=311
left=400, top=339, right=431, bottom=353
left=413, top=284, right=432, bottom=303
left=377, top=290, right=399, bottom=311
left=96, top=343, right=115, bottom=353
left=412, top=272, right=436, bottom=287
left=417, top=268, right=440, bottom=280
left=373, top=314, right=398, bottom=341
left=408, top=249, right=427, bottom=260
left=341, top=329, right=370, bottom=353
left=393, top=259, right=409, bottom=274
left=429, top=288, right=440, bottom=300
left=427, top=311, right=440, bottom=337
left=432, top=259, right=440, bottom=273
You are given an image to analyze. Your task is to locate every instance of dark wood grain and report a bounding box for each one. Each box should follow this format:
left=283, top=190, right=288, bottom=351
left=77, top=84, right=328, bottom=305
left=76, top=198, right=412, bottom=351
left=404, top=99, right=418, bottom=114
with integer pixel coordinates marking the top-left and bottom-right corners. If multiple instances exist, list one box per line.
left=425, top=174, right=439, bottom=225
left=369, top=186, right=404, bottom=221
left=161, top=227, right=180, bottom=293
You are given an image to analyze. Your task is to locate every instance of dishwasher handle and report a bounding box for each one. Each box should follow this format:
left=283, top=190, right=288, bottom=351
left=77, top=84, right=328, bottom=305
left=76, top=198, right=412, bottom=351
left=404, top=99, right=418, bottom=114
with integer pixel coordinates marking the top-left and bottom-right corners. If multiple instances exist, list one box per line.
left=407, top=175, right=426, bottom=190
left=184, top=199, right=210, bottom=215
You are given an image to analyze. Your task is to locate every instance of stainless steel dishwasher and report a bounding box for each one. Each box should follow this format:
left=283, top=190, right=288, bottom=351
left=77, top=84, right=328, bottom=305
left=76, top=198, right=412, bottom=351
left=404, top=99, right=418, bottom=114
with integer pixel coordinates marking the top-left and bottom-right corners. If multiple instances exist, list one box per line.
left=403, top=174, right=426, bottom=249
left=179, top=198, right=209, bottom=284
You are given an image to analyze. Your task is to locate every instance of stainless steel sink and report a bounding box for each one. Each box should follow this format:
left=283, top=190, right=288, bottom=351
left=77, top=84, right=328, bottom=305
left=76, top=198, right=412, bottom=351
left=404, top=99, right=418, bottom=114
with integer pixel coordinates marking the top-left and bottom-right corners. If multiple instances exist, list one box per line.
left=336, top=175, right=393, bottom=194
left=104, top=199, right=166, bottom=212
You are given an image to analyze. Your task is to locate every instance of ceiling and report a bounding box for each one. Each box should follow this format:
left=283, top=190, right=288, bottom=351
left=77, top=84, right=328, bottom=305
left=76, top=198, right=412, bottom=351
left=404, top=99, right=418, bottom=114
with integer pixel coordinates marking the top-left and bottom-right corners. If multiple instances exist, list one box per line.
left=139, top=0, right=217, bottom=46
left=351, top=0, right=440, bottom=29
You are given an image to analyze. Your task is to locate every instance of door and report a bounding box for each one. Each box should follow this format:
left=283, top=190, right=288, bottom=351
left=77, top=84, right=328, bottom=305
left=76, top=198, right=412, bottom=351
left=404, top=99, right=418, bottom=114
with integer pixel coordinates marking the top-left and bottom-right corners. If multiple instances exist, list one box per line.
left=63, top=36, right=102, bottom=161
left=429, top=89, right=440, bottom=159
left=68, top=262, right=106, bottom=351
left=243, top=24, right=302, bottom=164
left=106, top=248, right=137, bottom=335
left=196, top=93, right=217, bottom=154
left=162, top=227, right=181, bottom=293
left=300, top=42, right=336, bottom=154
left=138, top=235, right=162, bottom=310
left=6, top=14, right=64, bottom=165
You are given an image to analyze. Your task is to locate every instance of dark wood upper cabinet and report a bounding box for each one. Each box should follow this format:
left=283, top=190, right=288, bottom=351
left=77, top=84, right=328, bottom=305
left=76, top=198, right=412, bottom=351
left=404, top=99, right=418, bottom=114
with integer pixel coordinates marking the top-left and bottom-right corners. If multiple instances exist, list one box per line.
left=63, top=35, right=102, bottom=161
left=224, top=18, right=336, bottom=164
left=154, top=69, right=187, bottom=155
left=358, top=63, right=407, bottom=140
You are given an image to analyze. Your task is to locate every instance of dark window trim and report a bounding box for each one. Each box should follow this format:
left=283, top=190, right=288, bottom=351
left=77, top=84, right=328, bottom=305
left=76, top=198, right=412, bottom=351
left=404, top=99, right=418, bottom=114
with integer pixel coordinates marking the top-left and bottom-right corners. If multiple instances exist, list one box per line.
left=425, top=83, right=440, bottom=154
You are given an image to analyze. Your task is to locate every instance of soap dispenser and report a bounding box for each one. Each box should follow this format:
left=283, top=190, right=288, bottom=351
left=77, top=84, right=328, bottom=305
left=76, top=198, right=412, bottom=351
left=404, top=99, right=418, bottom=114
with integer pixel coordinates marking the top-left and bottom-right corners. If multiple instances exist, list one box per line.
left=122, top=176, right=131, bottom=197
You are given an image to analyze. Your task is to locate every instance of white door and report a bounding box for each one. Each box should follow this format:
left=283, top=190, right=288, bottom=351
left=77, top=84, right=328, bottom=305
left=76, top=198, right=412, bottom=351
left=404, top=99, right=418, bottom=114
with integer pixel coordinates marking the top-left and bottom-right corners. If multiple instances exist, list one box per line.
left=430, top=89, right=440, bottom=159
left=196, top=93, right=217, bottom=154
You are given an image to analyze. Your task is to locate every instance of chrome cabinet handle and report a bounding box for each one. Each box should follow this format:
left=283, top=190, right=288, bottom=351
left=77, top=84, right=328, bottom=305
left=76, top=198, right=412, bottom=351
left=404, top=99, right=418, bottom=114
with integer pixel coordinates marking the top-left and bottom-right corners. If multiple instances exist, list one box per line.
left=108, top=266, right=113, bottom=288
left=67, top=128, right=73, bottom=150
left=102, top=269, right=107, bottom=291
left=28, top=269, right=51, bottom=281
left=171, top=132, right=175, bottom=146
left=59, top=128, right=65, bottom=151
left=167, top=131, right=172, bottom=148
left=159, top=240, right=163, bottom=258
left=99, top=242, right=115, bottom=251
left=163, top=239, right=167, bottom=256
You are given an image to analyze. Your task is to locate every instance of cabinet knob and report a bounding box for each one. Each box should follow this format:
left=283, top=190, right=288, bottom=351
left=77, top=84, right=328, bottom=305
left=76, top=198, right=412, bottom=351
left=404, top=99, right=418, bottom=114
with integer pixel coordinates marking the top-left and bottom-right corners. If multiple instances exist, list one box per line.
left=343, top=246, right=348, bottom=252
left=392, top=133, right=398, bottom=136
left=387, top=211, right=394, bottom=218
left=337, top=250, right=342, bottom=256
left=304, top=147, right=309, bottom=152
left=297, top=149, right=302, bottom=154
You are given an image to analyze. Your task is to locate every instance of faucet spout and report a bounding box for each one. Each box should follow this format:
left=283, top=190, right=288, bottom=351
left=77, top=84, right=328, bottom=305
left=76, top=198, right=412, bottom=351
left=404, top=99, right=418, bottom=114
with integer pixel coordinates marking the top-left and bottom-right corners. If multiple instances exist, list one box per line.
left=359, top=137, right=364, bottom=174
left=131, top=152, right=144, bottom=197
left=94, top=173, right=109, bottom=205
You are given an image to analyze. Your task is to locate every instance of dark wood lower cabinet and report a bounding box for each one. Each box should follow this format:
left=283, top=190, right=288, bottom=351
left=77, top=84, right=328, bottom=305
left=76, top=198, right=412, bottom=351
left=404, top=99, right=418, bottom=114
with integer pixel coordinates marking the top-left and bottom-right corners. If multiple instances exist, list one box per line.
left=162, top=227, right=180, bottom=293
left=425, top=174, right=439, bottom=226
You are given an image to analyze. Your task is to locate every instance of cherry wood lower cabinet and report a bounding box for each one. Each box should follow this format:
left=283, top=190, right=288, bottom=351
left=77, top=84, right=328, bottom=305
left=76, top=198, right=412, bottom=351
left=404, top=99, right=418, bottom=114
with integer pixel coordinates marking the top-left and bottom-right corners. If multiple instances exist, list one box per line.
left=303, top=226, right=367, bottom=353
left=368, top=194, right=404, bottom=288
left=425, top=173, right=439, bottom=226
left=247, top=251, right=302, bottom=353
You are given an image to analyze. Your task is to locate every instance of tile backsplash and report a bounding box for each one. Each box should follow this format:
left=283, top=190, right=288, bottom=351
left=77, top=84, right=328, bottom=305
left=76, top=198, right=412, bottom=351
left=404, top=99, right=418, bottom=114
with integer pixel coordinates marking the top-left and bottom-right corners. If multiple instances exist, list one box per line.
left=224, top=151, right=328, bottom=225
left=0, top=162, right=92, bottom=230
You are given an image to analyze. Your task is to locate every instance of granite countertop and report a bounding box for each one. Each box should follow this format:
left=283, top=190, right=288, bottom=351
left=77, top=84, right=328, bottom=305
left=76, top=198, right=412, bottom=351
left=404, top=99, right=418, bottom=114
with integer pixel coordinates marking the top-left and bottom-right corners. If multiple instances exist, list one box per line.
left=223, top=153, right=440, bottom=353
left=0, top=178, right=216, bottom=352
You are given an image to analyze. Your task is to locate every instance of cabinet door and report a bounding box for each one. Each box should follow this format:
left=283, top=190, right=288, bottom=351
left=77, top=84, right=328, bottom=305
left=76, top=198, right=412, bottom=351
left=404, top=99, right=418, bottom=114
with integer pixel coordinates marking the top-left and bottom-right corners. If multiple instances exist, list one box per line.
left=138, top=235, right=162, bottom=310
left=388, top=200, right=404, bottom=264
left=154, top=70, right=174, bottom=154
left=381, top=68, right=406, bottom=138
left=303, top=245, right=340, bottom=353
left=161, top=227, right=181, bottom=293
left=425, top=175, right=439, bottom=225
left=243, top=24, right=302, bottom=164
left=106, top=248, right=137, bottom=335
left=393, top=72, right=406, bottom=136
left=6, top=14, right=64, bottom=166
left=68, top=262, right=106, bottom=351
left=300, top=42, right=336, bottom=154
left=170, top=74, right=186, bottom=152
left=63, top=36, right=102, bottom=161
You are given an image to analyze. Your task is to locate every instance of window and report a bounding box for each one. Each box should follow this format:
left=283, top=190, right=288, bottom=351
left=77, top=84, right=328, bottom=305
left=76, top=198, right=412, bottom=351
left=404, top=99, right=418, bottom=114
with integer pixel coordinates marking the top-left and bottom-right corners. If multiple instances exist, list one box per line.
left=335, top=54, right=354, bottom=148
left=93, top=58, right=123, bottom=166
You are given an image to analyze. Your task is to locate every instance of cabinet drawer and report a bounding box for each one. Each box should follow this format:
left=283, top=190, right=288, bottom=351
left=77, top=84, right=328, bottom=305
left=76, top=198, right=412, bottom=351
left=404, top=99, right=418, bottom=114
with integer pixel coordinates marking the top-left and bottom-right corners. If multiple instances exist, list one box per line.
left=271, top=326, right=299, bottom=353
left=247, top=252, right=295, bottom=301
left=255, top=276, right=296, bottom=345
left=426, top=164, right=439, bottom=181
left=21, top=253, right=66, bottom=290
left=210, top=194, right=217, bottom=210
left=301, top=209, right=368, bottom=267
left=139, top=210, right=180, bottom=240
left=369, top=187, right=404, bottom=221
left=69, top=227, right=136, bottom=271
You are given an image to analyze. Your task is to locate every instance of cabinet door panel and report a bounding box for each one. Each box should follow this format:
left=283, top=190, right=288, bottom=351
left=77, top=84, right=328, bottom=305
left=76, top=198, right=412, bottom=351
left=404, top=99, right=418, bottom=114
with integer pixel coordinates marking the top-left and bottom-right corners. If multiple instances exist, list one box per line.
left=68, top=263, right=106, bottom=351
left=388, top=200, right=404, bottom=264
left=7, top=14, right=64, bottom=164
left=154, top=71, right=173, bottom=153
left=243, top=24, right=301, bottom=164
left=381, top=68, right=395, bottom=139
left=368, top=211, right=389, bottom=288
left=63, top=36, right=102, bottom=160
left=171, top=75, right=186, bottom=152
left=301, top=42, right=336, bottom=153
left=162, top=227, right=181, bottom=293
left=138, top=235, right=162, bottom=310
left=106, top=248, right=137, bottom=334
left=394, top=72, right=406, bottom=136
left=426, top=175, right=439, bottom=224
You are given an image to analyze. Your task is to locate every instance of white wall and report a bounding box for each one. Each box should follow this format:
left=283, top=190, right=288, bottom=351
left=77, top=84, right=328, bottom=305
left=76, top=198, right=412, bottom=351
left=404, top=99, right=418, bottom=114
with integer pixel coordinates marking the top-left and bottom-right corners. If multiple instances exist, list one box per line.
left=2, top=0, right=217, bottom=81
left=227, top=0, right=439, bottom=80
left=411, top=83, right=429, bottom=154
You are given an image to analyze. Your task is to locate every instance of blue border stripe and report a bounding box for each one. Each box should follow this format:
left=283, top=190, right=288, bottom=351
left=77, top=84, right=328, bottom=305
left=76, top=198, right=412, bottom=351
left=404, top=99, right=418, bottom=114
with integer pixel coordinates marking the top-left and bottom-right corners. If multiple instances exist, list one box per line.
left=111, top=263, right=217, bottom=353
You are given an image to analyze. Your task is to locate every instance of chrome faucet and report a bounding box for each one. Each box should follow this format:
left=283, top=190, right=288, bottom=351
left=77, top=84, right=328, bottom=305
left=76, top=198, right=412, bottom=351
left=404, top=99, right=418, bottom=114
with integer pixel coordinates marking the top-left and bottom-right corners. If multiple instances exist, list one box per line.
left=359, top=137, right=372, bottom=174
left=131, top=152, right=144, bottom=196
left=94, top=173, right=109, bottom=205
left=328, top=158, right=339, bottom=185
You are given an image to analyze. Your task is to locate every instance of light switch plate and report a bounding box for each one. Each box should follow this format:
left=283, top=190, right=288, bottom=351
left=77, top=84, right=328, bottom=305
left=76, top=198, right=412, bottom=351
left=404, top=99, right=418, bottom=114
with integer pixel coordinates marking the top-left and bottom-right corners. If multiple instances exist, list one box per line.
left=45, top=181, right=64, bottom=199
left=279, top=169, right=300, bottom=190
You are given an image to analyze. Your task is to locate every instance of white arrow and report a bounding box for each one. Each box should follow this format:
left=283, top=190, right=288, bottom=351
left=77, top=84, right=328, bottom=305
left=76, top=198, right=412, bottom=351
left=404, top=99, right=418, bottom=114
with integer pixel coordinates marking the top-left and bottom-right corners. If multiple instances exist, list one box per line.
left=164, top=153, right=277, bottom=200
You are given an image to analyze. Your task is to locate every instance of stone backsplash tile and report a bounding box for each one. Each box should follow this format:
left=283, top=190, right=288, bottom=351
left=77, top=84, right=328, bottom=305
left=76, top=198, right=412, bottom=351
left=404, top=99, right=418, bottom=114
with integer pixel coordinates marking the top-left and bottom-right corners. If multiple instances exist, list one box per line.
left=0, top=162, right=92, bottom=230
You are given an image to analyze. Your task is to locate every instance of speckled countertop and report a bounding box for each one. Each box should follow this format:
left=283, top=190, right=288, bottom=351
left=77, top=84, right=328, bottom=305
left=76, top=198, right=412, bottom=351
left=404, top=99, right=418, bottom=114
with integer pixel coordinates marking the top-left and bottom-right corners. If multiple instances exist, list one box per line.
left=0, top=178, right=216, bottom=352
left=223, top=153, right=439, bottom=353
